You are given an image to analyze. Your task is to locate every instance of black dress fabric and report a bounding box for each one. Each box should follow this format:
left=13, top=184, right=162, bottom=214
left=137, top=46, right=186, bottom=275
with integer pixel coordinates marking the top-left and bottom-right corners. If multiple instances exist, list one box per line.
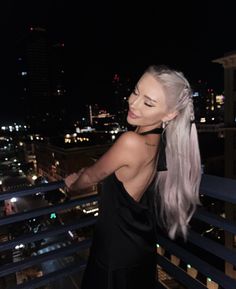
left=81, top=128, right=163, bottom=289
left=81, top=174, right=158, bottom=289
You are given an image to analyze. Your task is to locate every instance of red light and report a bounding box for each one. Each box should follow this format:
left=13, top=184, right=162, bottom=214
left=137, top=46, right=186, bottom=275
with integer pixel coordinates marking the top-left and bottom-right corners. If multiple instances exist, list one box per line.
left=113, top=74, right=120, bottom=82
left=30, top=27, right=34, bottom=31
left=61, top=43, right=65, bottom=47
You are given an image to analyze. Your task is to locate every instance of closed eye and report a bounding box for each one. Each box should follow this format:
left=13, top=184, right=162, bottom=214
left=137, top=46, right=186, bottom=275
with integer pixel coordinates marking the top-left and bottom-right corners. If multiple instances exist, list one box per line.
left=144, top=103, right=154, bottom=107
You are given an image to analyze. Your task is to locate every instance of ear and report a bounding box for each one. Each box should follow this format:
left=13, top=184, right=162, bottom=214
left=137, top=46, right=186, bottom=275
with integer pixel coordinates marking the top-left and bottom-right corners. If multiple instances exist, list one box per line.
left=162, top=110, right=178, bottom=122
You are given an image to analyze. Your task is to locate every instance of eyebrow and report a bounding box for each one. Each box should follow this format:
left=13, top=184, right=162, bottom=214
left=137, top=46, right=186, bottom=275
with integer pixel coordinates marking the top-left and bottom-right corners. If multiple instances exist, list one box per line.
left=144, top=95, right=157, bottom=103
left=135, top=85, right=157, bottom=103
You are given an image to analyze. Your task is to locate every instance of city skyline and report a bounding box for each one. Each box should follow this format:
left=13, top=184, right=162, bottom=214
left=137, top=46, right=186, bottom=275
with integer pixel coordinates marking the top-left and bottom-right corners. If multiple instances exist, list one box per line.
left=2, top=1, right=236, bottom=123
left=1, top=3, right=236, bottom=287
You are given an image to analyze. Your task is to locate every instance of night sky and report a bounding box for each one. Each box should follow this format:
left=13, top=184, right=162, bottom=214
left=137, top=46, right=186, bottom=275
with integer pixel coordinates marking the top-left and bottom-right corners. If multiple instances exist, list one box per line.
left=1, top=1, right=236, bottom=123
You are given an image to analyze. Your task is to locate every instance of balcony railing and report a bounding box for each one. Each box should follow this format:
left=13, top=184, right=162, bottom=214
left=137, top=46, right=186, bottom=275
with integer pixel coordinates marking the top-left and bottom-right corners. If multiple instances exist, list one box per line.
left=0, top=174, right=236, bottom=289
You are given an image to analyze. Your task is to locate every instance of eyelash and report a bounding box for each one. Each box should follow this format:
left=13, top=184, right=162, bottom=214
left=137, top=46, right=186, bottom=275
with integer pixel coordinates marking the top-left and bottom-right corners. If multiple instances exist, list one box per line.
left=144, top=103, right=153, bottom=107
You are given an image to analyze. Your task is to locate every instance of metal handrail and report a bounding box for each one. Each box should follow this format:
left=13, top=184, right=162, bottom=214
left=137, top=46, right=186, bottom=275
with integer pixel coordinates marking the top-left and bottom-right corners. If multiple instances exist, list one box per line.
left=1, top=174, right=236, bottom=289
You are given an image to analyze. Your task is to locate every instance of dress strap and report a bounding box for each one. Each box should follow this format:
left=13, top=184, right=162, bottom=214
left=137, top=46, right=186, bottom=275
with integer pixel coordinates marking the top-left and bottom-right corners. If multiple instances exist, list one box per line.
left=139, top=127, right=163, bottom=135
left=138, top=127, right=167, bottom=171
left=157, top=132, right=167, bottom=171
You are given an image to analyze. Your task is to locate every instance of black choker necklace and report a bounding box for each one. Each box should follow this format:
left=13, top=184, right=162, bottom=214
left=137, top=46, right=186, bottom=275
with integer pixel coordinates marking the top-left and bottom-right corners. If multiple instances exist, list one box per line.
left=139, top=127, right=163, bottom=135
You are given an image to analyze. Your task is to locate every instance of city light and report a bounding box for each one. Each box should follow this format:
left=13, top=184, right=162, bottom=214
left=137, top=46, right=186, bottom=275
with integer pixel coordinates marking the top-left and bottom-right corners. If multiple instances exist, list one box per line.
left=15, top=244, right=25, bottom=250
left=68, top=230, right=74, bottom=238
left=50, top=213, right=57, bottom=219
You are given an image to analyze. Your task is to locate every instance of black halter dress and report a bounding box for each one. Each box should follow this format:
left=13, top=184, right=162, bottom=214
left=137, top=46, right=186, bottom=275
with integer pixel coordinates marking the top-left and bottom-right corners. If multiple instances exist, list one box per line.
left=81, top=128, right=164, bottom=289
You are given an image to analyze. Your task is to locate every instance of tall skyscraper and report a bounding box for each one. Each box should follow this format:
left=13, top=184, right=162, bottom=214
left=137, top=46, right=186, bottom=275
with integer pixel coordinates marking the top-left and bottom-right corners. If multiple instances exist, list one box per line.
left=16, top=26, right=69, bottom=135
left=213, top=52, right=236, bottom=178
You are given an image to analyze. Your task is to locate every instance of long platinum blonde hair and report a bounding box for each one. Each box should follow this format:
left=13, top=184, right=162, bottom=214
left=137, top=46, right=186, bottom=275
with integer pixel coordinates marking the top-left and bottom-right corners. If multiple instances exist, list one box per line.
left=146, top=65, right=201, bottom=240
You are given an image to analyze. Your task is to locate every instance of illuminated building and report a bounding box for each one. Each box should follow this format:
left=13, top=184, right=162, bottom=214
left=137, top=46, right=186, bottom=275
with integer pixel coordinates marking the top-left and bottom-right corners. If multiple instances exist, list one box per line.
left=213, top=51, right=236, bottom=279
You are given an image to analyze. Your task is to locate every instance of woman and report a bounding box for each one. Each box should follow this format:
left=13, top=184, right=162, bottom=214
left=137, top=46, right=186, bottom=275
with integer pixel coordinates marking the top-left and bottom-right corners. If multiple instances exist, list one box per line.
left=65, top=65, right=202, bottom=289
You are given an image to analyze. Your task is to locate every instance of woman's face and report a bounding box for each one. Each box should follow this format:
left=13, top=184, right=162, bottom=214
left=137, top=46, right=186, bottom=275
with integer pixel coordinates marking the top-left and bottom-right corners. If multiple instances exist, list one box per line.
left=127, top=72, right=168, bottom=130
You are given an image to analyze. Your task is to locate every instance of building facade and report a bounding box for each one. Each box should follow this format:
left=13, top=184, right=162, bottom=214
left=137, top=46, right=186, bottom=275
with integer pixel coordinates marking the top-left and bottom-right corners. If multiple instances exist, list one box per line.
left=213, top=51, right=236, bottom=279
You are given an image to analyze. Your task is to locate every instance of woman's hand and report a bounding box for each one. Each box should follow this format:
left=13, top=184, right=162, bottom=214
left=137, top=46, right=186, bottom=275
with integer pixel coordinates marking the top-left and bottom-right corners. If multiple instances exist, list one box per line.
left=64, top=168, right=86, bottom=191
left=65, top=173, right=78, bottom=190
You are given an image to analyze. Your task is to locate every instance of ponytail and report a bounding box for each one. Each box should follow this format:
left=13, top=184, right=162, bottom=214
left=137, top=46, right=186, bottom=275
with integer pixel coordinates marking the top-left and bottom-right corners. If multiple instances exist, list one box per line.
left=147, top=65, right=202, bottom=240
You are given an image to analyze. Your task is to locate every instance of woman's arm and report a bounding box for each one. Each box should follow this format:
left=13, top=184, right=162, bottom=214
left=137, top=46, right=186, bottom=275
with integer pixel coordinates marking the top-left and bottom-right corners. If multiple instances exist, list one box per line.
left=64, top=131, right=141, bottom=192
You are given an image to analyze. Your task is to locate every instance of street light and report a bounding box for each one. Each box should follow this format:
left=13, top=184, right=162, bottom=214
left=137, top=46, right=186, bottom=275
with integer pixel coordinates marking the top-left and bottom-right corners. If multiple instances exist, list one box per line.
left=10, top=197, right=17, bottom=203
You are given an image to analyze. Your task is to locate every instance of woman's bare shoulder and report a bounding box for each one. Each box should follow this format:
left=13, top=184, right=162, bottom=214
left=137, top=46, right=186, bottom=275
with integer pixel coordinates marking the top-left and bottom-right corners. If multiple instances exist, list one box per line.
left=117, top=131, right=144, bottom=149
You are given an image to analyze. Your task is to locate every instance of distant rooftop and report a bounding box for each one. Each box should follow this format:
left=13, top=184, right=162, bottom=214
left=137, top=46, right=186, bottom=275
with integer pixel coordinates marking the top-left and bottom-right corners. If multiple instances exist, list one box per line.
left=49, top=131, right=122, bottom=149
left=224, top=50, right=236, bottom=57
left=212, top=50, right=236, bottom=67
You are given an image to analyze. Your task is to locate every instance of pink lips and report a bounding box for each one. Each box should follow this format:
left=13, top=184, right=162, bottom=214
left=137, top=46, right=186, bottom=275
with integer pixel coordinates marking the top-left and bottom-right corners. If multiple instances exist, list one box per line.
left=128, top=110, right=139, bottom=119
